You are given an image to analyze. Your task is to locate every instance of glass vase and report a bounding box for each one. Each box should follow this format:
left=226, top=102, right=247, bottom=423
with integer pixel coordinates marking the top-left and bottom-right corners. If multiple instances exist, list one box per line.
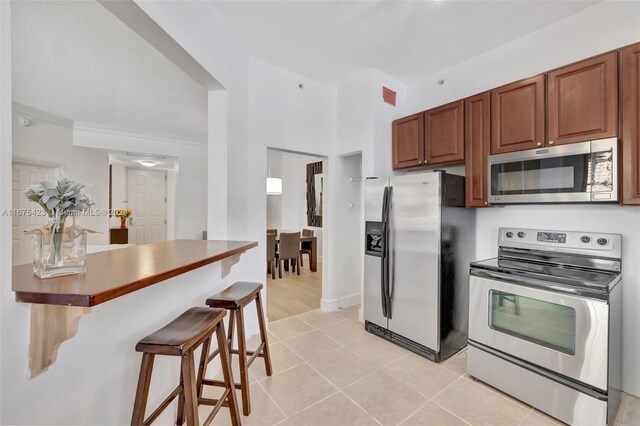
left=33, top=218, right=87, bottom=278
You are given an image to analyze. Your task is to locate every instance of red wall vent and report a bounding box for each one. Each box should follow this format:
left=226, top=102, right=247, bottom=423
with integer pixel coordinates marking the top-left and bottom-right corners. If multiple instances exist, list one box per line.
left=382, top=86, right=396, bottom=106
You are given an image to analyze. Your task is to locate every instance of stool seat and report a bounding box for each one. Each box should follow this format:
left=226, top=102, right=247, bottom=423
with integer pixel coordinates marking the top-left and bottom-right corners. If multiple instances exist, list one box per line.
left=206, top=282, right=263, bottom=310
left=136, top=307, right=226, bottom=356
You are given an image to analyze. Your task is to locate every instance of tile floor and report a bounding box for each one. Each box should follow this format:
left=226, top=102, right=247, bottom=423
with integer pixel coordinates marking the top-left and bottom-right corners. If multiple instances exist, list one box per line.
left=205, top=306, right=640, bottom=426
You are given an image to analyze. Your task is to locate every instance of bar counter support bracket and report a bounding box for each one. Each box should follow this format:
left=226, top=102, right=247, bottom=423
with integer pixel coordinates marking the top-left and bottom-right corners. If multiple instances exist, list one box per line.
left=28, top=304, right=91, bottom=378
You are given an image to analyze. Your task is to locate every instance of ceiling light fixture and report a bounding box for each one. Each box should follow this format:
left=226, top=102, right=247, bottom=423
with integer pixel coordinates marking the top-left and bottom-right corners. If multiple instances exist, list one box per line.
left=139, top=160, right=157, bottom=167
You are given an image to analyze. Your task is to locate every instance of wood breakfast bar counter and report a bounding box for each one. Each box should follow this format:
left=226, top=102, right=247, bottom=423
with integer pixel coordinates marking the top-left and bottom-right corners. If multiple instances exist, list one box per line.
left=11, top=239, right=258, bottom=382
left=12, top=239, right=258, bottom=306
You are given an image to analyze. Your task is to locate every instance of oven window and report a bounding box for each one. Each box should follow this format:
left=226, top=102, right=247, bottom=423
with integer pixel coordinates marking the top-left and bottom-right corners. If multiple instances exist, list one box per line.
left=489, top=291, right=576, bottom=355
left=490, top=153, right=589, bottom=195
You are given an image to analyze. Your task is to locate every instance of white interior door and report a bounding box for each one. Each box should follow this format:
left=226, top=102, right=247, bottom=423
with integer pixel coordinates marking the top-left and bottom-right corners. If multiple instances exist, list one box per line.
left=127, top=169, right=167, bottom=245
left=12, top=163, right=56, bottom=265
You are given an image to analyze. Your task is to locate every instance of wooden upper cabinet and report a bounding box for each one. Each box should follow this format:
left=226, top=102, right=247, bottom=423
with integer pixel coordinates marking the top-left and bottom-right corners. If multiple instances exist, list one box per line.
left=621, top=42, right=640, bottom=205
left=547, top=51, right=618, bottom=146
left=424, top=100, right=464, bottom=165
left=465, top=92, right=491, bottom=208
left=491, top=75, right=545, bottom=154
left=392, top=112, right=424, bottom=170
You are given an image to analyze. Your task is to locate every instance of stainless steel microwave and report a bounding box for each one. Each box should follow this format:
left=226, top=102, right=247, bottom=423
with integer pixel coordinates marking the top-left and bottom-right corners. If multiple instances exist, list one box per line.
left=488, top=138, right=618, bottom=204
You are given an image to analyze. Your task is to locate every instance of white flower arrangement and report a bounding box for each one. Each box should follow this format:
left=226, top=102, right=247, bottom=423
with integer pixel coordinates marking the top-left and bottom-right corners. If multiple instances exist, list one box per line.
left=24, top=178, right=95, bottom=232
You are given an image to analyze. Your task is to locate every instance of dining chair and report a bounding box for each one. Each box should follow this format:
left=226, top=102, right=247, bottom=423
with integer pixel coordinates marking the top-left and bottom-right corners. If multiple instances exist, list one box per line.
left=278, top=232, right=301, bottom=277
left=266, top=228, right=277, bottom=235
left=299, top=229, right=314, bottom=268
left=266, top=233, right=277, bottom=279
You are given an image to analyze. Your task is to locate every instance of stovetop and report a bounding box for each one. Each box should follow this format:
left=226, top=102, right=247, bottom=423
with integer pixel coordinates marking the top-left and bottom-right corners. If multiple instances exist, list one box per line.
left=471, top=227, right=623, bottom=299
left=471, top=256, right=619, bottom=289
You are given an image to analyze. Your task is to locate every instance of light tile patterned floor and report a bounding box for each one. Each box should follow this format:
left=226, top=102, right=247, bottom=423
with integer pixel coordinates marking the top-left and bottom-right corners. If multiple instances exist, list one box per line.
left=206, top=306, right=640, bottom=426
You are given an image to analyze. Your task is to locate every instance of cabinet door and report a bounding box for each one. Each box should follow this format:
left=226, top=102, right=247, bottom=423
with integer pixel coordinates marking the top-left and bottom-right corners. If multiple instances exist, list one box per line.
left=392, top=112, right=424, bottom=169
left=548, top=52, right=618, bottom=146
left=491, top=75, right=545, bottom=154
left=424, top=100, right=464, bottom=165
left=621, top=42, right=640, bottom=205
left=465, top=92, right=491, bottom=208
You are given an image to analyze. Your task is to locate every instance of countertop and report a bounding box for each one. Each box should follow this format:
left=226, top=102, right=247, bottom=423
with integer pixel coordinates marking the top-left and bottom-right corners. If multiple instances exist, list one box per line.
left=12, top=239, right=258, bottom=307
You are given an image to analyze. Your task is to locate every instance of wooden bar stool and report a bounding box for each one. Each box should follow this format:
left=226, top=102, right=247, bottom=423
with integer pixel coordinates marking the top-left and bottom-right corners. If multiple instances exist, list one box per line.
left=131, top=307, right=240, bottom=426
left=204, top=282, right=272, bottom=416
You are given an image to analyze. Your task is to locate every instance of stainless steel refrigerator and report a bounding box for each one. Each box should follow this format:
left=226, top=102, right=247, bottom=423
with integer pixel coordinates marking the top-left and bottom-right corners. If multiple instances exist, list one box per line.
left=364, top=171, right=475, bottom=362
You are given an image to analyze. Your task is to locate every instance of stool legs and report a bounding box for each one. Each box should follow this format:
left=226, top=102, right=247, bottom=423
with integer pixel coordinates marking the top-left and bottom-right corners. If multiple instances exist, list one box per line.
left=236, top=308, right=251, bottom=416
left=132, top=353, right=155, bottom=425
left=255, top=292, right=273, bottom=376
left=196, top=337, right=212, bottom=399
left=181, top=351, right=199, bottom=426
left=216, top=322, right=240, bottom=426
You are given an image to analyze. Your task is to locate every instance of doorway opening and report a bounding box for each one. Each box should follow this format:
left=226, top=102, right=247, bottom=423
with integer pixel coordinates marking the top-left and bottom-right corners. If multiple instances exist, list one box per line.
left=11, top=161, right=60, bottom=265
left=266, top=148, right=324, bottom=321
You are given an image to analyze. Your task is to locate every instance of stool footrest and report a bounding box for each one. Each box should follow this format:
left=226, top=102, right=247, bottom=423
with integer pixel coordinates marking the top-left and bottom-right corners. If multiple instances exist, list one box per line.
left=143, top=385, right=182, bottom=426
left=202, top=378, right=243, bottom=389
left=199, top=391, right=231, bottom=426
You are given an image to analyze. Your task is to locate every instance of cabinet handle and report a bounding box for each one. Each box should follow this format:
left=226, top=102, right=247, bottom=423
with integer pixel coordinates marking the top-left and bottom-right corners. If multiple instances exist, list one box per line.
left=549, top=140, right=555, bottom=145
left=484, top=201, right=489, bottom=206
left=536, top=142, right=542, bottom=147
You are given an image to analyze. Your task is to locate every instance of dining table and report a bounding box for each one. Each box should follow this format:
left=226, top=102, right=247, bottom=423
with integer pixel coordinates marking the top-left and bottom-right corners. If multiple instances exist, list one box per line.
left=274, top=233, right=318, bottom=272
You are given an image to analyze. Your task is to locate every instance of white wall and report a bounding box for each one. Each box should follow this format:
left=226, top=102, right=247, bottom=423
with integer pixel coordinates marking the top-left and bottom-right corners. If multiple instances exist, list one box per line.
left=0, top=0, right=12, bottom=419
left=404, top=2, right=640, bottom=116
left=247, top=57, right=336, bottom=307
left=12, top=112, right=110, bottom=245
left=402, top=1, right=640, bottom=396
left=333, top=153, right=362, bottom=307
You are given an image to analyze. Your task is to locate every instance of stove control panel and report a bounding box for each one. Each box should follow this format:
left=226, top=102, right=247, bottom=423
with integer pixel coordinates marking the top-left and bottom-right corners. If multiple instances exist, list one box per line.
left=498, top=227, right=622, bottom=258
left=537, top=232, right=566, bottom=244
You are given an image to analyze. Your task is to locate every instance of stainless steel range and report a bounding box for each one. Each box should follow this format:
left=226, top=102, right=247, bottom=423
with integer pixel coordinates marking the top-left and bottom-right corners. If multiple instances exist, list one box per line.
left=468, top=228, right=622, bottom=425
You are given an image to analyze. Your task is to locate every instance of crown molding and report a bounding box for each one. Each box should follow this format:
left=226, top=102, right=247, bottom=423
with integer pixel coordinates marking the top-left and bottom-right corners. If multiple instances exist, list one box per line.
left=73, top=121, right=206, bottom=147
left=13, top=103, right=74, bottom=128
left=13, top=103, right=206, bottom=147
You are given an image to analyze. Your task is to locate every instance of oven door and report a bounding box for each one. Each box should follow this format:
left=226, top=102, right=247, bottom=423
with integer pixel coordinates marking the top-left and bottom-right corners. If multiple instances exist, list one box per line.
left=469, top=273, right=609, bottom=391
left=488, top=138, right=617, bottom=204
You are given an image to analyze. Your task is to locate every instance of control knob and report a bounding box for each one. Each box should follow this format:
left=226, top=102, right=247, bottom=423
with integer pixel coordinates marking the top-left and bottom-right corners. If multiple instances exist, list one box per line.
left=517, top=231, right=526, bottom=238
left=505, top=232, right=514, bottom=238
left=597, top=238, right=609, bottom=246
left=580, top=236, right=591, bottom=244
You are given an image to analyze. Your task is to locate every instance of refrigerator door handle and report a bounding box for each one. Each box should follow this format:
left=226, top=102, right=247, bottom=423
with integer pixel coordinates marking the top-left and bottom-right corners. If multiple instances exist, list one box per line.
left=380, top=186, right=389, bottom=318
left=385, top=186, right=393, bottom=319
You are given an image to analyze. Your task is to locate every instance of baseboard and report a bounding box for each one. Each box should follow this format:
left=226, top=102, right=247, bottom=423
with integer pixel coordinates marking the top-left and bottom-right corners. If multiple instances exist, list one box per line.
left=321, top=298, right=340, bottom=312
left=340, top=293, right=360, bottom=309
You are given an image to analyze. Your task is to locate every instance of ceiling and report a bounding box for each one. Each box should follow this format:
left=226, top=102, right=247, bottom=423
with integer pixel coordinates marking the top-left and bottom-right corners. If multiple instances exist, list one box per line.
left=109, top=151, right=177, bottom=170
left=213, top=0, right=599, bottom=85
left=11, top=0, right=208, bottom=143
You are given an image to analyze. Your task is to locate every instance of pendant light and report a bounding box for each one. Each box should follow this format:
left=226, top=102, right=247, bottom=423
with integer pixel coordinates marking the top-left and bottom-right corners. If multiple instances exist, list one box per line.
left=266, top=162, right=282, bottom=195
